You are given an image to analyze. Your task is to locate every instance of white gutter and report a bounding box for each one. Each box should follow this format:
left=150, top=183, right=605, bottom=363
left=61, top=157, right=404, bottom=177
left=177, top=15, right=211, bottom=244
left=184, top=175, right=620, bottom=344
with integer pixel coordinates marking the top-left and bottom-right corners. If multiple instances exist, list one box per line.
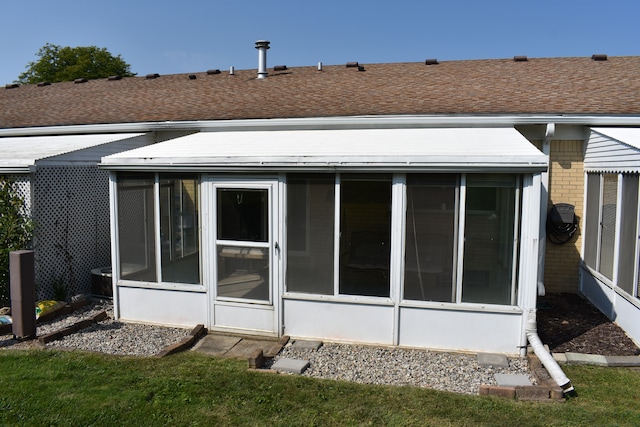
left=526, top=309, right=574, bottom=393
left=2, top=115, right=640, bottom=137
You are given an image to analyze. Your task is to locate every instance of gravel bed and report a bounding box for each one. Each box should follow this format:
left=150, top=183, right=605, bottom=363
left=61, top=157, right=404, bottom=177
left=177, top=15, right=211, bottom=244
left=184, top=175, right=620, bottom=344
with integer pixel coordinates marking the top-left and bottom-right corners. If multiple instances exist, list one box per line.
left=1, top=301, right=190, bottom=356
left=274, top=343, right=536, bottom=395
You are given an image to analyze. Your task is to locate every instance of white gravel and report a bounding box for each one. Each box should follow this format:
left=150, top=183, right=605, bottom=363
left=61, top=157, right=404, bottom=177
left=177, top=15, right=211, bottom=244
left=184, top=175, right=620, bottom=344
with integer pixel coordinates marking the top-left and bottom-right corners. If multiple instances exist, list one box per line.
left=274, top=342, right=536, bottom=395
left=1, top=301, right=537, bottom=394
left=0, top=301, right=190, bottom=356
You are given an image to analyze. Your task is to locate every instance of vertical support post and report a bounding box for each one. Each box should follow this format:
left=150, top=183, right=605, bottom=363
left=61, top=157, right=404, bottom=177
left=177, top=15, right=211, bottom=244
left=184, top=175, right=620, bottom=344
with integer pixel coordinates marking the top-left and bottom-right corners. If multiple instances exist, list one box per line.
left=10, top=250, right=36, bottom=339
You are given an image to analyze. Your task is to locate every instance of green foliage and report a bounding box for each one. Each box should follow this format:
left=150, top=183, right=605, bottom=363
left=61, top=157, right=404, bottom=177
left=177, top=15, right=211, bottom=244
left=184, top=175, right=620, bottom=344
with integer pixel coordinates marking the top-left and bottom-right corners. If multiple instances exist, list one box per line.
left=51, top=275, right=69, bottom=302
left=17, top=43, right=136, bottom=84
left=0, top=177, right=33, bottom=305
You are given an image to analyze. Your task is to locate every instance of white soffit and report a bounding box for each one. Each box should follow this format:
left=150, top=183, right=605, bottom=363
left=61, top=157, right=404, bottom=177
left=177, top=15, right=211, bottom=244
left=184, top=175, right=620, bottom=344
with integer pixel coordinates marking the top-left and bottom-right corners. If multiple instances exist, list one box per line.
left=101, top=128, right=547, bottom=172
left=586, top=128, right=640, bottom=173
left=0, top=133, right=144, bottom=173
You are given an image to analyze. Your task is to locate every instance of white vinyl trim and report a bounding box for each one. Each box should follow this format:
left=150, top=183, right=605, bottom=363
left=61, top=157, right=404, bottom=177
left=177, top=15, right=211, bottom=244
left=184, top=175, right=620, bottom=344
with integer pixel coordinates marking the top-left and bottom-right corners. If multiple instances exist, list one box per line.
left=102, top=128, right=547, bottom=172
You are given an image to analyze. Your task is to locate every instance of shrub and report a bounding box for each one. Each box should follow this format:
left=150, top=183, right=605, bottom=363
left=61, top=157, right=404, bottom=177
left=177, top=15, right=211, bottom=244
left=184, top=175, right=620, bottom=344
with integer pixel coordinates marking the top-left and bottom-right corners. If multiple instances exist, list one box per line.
left=0, top=177, right=34, bottom=305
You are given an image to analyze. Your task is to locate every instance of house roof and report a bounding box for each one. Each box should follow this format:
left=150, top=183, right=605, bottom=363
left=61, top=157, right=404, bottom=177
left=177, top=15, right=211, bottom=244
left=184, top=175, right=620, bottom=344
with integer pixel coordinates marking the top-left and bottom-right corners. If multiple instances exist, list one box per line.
left=0, top=133, right=145, bottom=173
left=2, top=56, right=640, bottom=129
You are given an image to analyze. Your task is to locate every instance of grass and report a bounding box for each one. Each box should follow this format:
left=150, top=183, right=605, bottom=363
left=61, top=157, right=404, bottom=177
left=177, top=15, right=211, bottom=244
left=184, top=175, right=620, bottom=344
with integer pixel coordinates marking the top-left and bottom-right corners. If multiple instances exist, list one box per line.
left=1, top=350, right=639, bottom=426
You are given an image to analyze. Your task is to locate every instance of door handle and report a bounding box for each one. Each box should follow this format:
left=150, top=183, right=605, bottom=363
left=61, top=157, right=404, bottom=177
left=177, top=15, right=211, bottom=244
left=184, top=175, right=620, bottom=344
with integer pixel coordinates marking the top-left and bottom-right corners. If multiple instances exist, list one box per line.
left=274, top=241, right=280, bottom=254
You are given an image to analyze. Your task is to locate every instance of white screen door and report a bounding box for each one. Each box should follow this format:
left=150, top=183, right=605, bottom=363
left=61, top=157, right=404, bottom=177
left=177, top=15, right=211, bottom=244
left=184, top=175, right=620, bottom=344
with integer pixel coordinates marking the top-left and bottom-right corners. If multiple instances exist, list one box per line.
left=207, top=178, right=280, bottom=334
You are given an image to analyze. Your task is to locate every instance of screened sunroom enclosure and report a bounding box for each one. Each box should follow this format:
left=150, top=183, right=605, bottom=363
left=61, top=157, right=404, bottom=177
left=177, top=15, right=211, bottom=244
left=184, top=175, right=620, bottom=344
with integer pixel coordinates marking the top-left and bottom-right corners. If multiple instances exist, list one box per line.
left=104, top=127, right=547, bottom=354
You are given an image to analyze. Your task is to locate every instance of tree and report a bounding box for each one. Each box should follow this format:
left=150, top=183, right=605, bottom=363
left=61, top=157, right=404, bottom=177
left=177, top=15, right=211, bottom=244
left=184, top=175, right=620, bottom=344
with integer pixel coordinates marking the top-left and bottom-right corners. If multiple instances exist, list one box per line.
left=0, top=177, right=34, bottom=305
left=17, top=43, right=136, bottom=84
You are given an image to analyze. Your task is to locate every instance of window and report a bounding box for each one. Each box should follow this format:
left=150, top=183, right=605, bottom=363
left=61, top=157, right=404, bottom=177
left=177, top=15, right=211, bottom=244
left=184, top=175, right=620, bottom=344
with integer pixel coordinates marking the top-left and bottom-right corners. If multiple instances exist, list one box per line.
left=584, top=172, right=640, bottom=299
left=285, top=172, right=522, bottom=306
left=117, top=173, right=201, bottom=285
left=286, top=175, right=335, bottom=295
left=118, top=174, right=156, bottom=282
left=339, top=175, right=392, bottom=297
left=618, top=175, right=638, bottom=295
left=599, top=174, right=618, bottom=280
left=462, top=175, right=518, bottom=305
left=160, top=175, right=200, bottom=284
left=404, top=175, right=457, bottom=302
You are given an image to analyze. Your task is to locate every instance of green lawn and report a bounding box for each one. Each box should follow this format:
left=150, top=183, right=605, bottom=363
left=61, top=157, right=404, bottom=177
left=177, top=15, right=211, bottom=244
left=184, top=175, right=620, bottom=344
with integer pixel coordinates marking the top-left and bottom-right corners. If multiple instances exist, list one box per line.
left=1, top=350, right=639, bottom=426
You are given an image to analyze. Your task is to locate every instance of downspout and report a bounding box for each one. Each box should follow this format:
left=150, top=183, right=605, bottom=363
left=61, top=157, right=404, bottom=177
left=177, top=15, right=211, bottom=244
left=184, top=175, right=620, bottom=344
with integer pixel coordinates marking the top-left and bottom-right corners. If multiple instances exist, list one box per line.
left=526, top=123, right=573, bottom=393
left=537, top=123, right=553, bottom=296
left=526, top=310, right=574, bottom=392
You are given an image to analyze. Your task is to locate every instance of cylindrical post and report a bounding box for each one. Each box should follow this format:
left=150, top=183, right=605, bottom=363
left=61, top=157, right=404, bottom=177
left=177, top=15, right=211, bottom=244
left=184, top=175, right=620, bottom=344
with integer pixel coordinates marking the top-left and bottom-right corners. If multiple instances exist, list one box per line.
left=10, top=250, right=36, bottom=339
left=255, top=40, right=270, bottom=79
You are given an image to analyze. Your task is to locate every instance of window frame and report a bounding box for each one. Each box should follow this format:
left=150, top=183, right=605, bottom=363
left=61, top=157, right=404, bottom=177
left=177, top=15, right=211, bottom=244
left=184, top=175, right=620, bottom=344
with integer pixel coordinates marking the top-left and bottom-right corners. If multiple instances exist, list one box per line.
left=584, top=172, right=640, bottom=301
left=115, top=172, right=204, bottom=291
left=284, top=172, right=523, bottom=307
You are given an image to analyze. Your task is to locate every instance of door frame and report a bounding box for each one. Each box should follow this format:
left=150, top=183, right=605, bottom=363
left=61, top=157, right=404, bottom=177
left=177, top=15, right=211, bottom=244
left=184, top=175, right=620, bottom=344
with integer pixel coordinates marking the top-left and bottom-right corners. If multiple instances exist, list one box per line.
left=203, top=175, right=282, bottom=336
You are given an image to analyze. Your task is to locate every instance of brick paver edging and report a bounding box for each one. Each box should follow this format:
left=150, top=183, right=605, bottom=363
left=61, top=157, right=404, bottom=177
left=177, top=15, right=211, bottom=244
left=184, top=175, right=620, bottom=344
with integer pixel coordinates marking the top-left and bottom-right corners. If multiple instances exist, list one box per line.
left=155, top=324, right=207, bottom=357
left=37, top=310, right=108, bottom=345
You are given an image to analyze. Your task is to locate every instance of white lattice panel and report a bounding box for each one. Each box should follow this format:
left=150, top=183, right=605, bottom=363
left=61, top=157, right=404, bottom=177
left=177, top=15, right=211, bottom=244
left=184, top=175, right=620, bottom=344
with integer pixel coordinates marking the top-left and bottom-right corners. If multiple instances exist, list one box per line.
left=32, top=166, right=111, bottom=300
left=4, top=174, right=32, bottom=216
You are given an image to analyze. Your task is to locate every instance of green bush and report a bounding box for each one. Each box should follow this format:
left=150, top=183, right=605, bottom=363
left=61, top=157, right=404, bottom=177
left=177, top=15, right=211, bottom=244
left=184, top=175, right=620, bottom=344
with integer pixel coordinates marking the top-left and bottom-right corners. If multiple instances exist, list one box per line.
left=0, top=177, right=34, bottom=305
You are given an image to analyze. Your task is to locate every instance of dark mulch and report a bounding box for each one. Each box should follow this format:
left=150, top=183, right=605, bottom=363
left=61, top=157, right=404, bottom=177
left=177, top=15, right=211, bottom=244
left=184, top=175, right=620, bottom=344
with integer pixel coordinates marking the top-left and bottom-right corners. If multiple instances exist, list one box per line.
left=537, top=293, right=640, bottom=356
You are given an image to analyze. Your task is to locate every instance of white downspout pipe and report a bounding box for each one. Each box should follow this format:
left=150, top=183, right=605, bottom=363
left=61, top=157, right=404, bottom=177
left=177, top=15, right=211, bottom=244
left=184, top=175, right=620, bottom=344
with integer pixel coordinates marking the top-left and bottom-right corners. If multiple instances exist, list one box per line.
left=526, top=309, right=574, bottom=392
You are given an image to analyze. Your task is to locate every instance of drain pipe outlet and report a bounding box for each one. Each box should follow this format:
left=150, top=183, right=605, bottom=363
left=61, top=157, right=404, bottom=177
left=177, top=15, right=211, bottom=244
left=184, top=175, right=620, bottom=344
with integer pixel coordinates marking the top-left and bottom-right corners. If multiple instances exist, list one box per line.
left=526, top=310, right=574, bottom=393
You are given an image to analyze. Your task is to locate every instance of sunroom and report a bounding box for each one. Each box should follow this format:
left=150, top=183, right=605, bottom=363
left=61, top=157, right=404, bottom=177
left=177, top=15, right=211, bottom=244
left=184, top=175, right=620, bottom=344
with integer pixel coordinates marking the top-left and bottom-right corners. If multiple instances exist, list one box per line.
left=581, top=127, right=640, bottom=345
left=102, top=127, right=547, bottom=355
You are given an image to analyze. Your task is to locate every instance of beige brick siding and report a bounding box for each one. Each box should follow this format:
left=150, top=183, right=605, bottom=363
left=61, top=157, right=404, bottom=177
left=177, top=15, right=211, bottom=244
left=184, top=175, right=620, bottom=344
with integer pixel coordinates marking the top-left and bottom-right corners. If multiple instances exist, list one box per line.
left=544, top=140, right=584, bottom=293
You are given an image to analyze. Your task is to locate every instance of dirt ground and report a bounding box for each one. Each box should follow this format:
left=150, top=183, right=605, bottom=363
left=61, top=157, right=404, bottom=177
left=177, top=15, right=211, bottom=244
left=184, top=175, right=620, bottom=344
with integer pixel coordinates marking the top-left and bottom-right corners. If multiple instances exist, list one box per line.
left=537, top=293, right=640, bottom=356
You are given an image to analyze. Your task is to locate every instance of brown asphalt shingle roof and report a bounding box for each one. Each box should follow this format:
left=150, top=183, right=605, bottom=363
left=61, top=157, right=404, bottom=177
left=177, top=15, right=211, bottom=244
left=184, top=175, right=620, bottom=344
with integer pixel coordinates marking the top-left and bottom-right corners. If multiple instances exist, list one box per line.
left=2, top=56, right=640, bottom=129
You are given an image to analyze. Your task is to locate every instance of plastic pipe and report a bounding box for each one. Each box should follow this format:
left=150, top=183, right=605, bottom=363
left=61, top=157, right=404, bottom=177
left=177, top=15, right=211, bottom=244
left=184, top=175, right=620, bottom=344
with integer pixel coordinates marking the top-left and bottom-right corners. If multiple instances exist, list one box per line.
left=526, top=310, right=574, bottom=393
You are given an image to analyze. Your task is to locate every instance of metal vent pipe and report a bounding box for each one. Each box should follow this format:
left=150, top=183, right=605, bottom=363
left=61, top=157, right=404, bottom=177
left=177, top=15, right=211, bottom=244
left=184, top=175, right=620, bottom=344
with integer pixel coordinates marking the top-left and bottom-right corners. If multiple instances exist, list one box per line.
left=255, top=40, right=270, bottom=79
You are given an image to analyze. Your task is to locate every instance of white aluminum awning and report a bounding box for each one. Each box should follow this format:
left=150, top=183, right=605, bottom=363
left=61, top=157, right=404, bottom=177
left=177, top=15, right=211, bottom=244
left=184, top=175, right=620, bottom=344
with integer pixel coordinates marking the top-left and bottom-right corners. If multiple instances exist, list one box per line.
left=0, top=133, right=145, bottom=173
left=101, top=128, right=547, bottom=172
left=585, top=128, right=640, bottom=173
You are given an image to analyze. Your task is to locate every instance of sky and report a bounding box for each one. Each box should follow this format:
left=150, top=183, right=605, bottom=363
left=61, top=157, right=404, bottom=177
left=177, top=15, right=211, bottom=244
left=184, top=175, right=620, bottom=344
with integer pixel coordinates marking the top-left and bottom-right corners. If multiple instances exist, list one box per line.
left=1, top=0, right=639, bottom=85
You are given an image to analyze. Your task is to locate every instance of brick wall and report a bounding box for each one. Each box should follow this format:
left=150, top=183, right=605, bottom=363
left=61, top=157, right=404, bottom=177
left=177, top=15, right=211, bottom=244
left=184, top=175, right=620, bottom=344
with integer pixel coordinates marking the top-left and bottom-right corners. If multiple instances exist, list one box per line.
left=544, top=140, right=584, bottom=293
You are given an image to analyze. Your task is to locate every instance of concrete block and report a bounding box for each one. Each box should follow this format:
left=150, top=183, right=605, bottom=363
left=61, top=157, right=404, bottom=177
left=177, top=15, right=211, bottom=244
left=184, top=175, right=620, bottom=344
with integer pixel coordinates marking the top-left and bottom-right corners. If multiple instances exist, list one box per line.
left=292, top=340, right=323, bottom=351
left=515, top=386, right=551, bottom=401
left=605, top=355, right=640, bottom=367
left=565, top=352, right=608, bottom=366
left=478, top=353, right=509, bottom=368
left=495, top=373, right=533, bottom=387
left=271, top=357, right=310, bottom=374
left=248, top=349, right=265, bottom=369
left=478, top=385, right=515, bottom=399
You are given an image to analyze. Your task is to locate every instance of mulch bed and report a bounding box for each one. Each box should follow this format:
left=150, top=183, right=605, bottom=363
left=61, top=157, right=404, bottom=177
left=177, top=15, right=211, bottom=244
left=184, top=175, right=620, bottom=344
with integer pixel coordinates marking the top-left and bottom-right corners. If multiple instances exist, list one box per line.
left=537, top=293, right=640, bottom=356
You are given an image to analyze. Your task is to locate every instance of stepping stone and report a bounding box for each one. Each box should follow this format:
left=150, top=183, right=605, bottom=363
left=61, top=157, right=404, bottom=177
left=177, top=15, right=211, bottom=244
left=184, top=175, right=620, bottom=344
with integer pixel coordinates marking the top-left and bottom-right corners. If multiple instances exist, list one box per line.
left=292, top=340, right=323, bottom=350
left=495, top=373, right=533, bottom=387
left=271, top=358, right=310, bottom=374
left=477, top=353, right=509, bottom=368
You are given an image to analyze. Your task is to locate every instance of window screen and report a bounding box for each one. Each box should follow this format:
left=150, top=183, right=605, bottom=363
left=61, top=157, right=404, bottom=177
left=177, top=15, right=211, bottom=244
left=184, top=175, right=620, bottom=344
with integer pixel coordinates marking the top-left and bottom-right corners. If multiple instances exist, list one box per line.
left=462, top=174, right=518, bottom=305
left=404, top=174, right=457, bottom=302
left=286, top=175, right=335, bottom=295
left=117, top=174, right=156, bottom=282
left=617, top=174, right=638, bottom=295
left=599, top=174, right=618, bottom=280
